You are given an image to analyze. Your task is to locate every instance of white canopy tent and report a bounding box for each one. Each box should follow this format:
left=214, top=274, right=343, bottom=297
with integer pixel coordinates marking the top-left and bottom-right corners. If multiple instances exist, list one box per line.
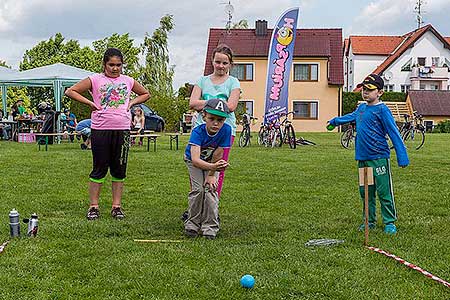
left=0, top=63, right=94, bottom=113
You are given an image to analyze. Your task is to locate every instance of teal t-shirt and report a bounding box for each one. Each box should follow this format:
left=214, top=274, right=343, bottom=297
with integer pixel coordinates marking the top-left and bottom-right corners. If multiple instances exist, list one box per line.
left=194, top=75, right=240, bottom=136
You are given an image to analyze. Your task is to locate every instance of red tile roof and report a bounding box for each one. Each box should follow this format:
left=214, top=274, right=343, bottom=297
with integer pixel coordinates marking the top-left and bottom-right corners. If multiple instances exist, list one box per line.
left=204, top=28, right=343, bottom=85
left=349, top=36, right=403, bottom=55
left=408, top=90, right=450, bottom=116
left=446, top=37, right=450, bottom=44
left=373, top=25, right=450, bottom=75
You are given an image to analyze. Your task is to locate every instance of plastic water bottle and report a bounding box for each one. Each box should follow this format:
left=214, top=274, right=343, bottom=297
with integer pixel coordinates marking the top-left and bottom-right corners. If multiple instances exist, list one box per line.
left=24, top=213, right=39, bottom=237
left=9, top=209, right=20, bottom=237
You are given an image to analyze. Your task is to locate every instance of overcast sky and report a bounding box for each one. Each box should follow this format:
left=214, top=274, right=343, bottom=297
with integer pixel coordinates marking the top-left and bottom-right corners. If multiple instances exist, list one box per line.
left=1, top=0, right=449, bottom=89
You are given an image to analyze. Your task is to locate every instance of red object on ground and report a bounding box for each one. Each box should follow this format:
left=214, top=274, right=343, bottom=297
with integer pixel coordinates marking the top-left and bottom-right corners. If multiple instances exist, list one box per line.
left=367, top=246, right=450, bottom=288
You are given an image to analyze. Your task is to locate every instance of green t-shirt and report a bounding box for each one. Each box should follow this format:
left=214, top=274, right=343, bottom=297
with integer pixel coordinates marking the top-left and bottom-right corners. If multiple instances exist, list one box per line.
left=18, top=106, right=26, bottom=115
left=194, top=75, right=240, bottom=136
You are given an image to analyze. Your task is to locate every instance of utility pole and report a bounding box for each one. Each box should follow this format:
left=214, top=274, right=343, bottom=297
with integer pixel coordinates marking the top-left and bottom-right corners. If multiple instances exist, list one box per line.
left=414, top=0, right=425, bottom=29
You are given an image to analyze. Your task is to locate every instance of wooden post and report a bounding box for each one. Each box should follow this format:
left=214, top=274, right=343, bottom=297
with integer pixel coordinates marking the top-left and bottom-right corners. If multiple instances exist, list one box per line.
left=364, top=167, right=369, bottom=246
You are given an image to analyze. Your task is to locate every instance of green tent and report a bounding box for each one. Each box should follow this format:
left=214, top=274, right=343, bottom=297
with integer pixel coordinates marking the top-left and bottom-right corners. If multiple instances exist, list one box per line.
left=0, top=63, right=94, bottom=114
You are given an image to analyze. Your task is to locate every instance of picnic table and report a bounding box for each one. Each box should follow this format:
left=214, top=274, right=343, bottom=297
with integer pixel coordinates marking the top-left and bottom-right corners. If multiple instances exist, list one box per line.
left=35, top=132, right=79, bottom=151
left=131, top=133, right=161, bottom=152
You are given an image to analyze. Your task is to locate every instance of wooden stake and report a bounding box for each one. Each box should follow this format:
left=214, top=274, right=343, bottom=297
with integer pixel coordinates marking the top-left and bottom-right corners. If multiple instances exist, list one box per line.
left=364, top=167, right=369, bottom=246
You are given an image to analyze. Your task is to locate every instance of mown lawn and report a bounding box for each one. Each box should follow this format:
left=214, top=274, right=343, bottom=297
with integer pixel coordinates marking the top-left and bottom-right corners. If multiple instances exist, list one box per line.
left=0, top=133, right=449, bottom=299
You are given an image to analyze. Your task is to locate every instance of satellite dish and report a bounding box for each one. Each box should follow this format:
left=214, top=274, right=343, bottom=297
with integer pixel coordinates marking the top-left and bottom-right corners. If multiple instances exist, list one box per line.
left=224, top=4, right=234, bottom=14
left=384, top=71, right=393, bottom=81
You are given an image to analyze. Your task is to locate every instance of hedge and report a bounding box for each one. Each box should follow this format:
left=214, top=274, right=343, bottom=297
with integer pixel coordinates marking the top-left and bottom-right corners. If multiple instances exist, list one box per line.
left=342, top=92, right=406, bottom=115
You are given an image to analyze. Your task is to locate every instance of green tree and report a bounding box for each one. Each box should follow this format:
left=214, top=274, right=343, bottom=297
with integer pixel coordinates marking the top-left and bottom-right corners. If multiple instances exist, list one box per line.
left=0, top=60, right=9, bottom=68
left=231, top=19, right=249, bottom=29
left=141, top=15, right=181, bottom=130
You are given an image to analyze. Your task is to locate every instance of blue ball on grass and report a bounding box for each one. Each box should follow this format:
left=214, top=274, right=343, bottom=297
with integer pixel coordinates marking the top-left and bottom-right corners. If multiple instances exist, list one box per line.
left=240, top=274, right=255, bottom=288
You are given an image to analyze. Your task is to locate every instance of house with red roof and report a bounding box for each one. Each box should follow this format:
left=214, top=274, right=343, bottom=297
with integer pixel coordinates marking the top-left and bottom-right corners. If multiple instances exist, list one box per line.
left=406, top=90, right=450, bottom=129
left=344, top=24, right=450, bottom=93
left=204, top=20, right=344, bottom=132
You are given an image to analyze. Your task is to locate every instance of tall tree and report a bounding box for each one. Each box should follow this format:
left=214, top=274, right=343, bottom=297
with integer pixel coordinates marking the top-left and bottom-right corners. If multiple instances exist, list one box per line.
left=231, top=19, right=249, bottom=29
left=140, top=14, right=175, bottom=95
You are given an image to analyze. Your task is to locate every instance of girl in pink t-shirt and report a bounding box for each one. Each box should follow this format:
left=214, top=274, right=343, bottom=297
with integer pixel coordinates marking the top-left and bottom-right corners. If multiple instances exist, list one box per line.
left=65, top=48, right=150, bottom=220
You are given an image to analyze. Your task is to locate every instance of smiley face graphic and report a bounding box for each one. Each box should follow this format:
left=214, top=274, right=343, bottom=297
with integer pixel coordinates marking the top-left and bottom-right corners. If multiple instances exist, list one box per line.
left=276, top=26, right=294, bottom=46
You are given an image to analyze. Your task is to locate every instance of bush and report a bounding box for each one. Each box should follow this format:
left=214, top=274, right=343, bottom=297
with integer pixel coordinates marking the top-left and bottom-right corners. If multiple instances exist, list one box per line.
left=433, top=120, right=450, bottom=133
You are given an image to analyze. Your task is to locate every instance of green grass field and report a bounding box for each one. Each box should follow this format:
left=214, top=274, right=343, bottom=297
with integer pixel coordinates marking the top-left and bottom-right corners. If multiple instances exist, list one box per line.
left=0, top=133, right=449, bottom=299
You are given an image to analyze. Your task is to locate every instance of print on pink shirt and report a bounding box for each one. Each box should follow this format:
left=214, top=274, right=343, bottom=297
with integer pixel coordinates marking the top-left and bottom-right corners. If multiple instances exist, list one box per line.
left=99, top=83, right=128, bottom=109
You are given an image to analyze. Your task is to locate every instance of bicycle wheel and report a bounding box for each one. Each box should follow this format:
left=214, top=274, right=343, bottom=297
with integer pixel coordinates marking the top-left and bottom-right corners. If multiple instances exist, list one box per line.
left=298, top=137, right=316, bottom=146
left=284, top=125, right=296, bottom=149
left=340, top=129, right=354, bottom=149
left=257, top=126, right=265, bottom=145
left=403, top=128, right=425, bottom=150
left=239, top=127, right=250, bottom=147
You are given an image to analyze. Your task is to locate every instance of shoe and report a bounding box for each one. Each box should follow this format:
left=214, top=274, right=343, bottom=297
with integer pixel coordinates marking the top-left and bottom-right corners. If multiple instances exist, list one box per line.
left=358, top=222, right=376, bottom=231
left=184, top=229, right=198, bottom=238
left=111, top=207, right=125, bottom=219
left=86, top=207, right=100, bottom=220
left=180, top=210, right=188, bottom=222
left=203, top=235, right=216, bottom=240
left=80, top=144, right=87, bottom=150
left=384, top=223, right=397, bottom=235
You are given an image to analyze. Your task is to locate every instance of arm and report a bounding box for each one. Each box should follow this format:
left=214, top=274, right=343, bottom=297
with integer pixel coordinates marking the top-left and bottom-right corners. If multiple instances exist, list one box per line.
left=226, top=88, right=240, bottom=112
left=189, top=85, right=205, bottom=112
left=381, top=107, right=409, bottom=167
left=128, top=80, right=150, bottom=109
left=65, top=78, right=101, bottom=111
left=139, top=116, right=145, bottom=128
left=328, top=107, right=359, bottom=126
left=205, top=147, right=225, bottom=190
left=190, top=145, right=228, bottom=171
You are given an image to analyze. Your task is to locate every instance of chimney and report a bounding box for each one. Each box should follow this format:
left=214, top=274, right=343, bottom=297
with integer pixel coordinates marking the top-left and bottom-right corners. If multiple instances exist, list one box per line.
left=255, top=20, right=268, bottom=36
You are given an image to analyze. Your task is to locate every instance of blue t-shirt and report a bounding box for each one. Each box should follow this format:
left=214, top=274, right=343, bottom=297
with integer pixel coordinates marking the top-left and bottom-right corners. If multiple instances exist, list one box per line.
left=329, top=102, right=409, bottom=167
left=76, top=119, right=91, bottom=131
left=194, top=75, right=240, bottom=136
left=185, top=123, right=232, bottom=162
left=68, top=113, right=76, bottom=127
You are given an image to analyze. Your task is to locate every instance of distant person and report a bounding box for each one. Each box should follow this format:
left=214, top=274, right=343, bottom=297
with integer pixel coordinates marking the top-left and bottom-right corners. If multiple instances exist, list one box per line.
left=328, top=74, right=409, bottom=235
left=65, top=48, right=150, bottom=220
left=76, top=119, right=92, bottom=150
left=64, top=109, right=77, bottom=142
left=184, top=99, right=231, bottom=240
left=131, top=106, right=145, bottom=146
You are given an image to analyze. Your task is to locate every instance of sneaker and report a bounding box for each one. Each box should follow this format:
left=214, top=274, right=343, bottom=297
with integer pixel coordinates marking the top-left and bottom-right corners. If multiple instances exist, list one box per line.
left=203, top=235, right=216, bottom=240
left=180, top=210, right=188, bottom=222
left=358, top=222, right=376, bottom=231
left=384, top=223, right=397, bottom=235
left=184, top=229, right=198, bottom=238
left=86, top=207, right=100, bottom=220
left=111, top=207, right=125, bottom=219
left=80, top=144, right=88, bottom=150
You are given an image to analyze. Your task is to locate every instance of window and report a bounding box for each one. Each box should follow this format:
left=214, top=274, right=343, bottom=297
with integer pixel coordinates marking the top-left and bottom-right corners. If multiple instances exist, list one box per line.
left=384, top=84, right=394, bottom=92
left=432, top=57, right=440, bottom=67
left=401, top=58, right=412, bottom=71
left=293, top=101, right=318, bottom=119
left=430, top=84, right=439, bottom=90
left=420, top=84, right=426, bottom=90
left=417, top=57, right=426, bottom=66
left=293, top=64, right=318, bottom=81
left=444, top=58, right=450, bottom=71
left=230, top=64, right=253, bottom=81
left=237, top=100, right=254, bottom=116
left=400, top=85, right=411, bottom=93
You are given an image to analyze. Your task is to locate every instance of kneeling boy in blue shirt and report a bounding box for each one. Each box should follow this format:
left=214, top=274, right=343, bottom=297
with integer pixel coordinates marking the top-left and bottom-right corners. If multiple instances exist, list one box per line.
left=184, top=99, right=231, bottom=239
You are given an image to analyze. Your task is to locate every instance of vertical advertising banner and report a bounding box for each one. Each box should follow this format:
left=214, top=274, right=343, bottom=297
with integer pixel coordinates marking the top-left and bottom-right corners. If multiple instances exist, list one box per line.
left=264, top=8, right=299, bottom=124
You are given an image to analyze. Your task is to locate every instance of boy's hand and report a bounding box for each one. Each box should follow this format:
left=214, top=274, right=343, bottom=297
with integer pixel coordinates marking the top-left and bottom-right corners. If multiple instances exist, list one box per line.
left=212, top=159, right=229, bottom=171
left=204, top=175, right=218, bottom=192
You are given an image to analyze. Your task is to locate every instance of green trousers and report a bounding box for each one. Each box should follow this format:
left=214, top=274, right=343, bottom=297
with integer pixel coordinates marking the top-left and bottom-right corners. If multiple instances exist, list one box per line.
left=358, top=158, right=397, bottom=225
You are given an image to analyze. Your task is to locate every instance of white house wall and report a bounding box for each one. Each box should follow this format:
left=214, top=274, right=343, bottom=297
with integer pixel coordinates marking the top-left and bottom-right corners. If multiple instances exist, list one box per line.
left=383, top=31, right=450, bottom=91
left=351, top=53, right=386, bottom=91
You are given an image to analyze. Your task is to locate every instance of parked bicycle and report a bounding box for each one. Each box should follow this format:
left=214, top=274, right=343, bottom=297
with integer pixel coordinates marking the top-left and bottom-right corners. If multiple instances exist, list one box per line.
left=393, top=112, right=425, bottom=150
left=341, top=122, right=356, bottom=149
left=279, top=112, right=297, bottom=149
left=238, top=114, right=257, bottom=147
left=257, top=117, right=282, bottom=148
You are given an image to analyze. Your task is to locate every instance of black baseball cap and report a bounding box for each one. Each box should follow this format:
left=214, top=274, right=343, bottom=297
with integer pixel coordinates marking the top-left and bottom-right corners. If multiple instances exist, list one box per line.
left=357, top=74, right=384, bottom=90
left=204, top=99, right=230, bottom=118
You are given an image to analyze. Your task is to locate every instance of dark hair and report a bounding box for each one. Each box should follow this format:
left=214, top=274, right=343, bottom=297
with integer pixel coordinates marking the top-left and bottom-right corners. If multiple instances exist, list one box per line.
left=103, top=48, right=124, bottom=65
left=212, top=44, right=233, bottom=64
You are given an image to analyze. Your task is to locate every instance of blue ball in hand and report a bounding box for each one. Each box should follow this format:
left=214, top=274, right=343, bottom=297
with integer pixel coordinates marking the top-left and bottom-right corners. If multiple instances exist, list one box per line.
left=240, top=274, right=255, bottom=288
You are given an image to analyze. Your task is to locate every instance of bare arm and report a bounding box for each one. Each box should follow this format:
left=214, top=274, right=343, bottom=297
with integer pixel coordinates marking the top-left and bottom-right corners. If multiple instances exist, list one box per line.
left=189, top=85, right=205, bottom=112
left=190, top=145, right=228, bottom=171
left=208, top=147, right=225, bottom=176
left=128, top=81, right=150, bottom=109
left=65, top=78, right=101, bottom=110
left=226, top=88, right=240, bottom=112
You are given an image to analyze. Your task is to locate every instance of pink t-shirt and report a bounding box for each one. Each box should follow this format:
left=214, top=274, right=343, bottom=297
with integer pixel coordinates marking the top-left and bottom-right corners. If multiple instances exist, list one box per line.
left=89, top=73, right=135, bottom=130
